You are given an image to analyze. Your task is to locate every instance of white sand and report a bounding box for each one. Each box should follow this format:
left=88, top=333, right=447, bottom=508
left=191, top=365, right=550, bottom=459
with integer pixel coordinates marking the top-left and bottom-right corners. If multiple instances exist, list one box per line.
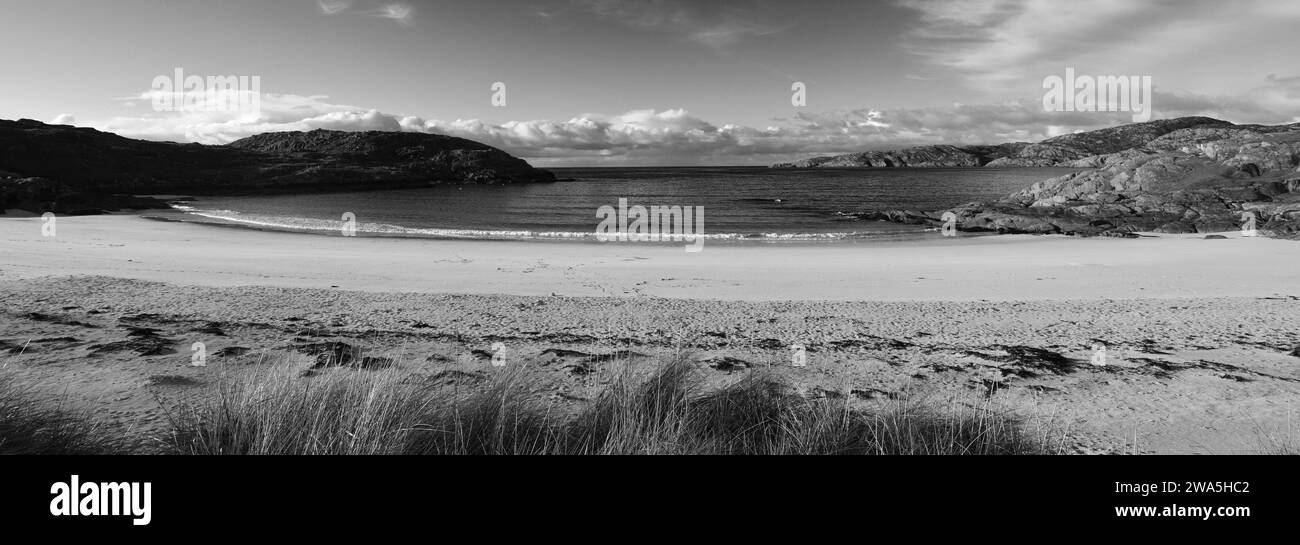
left=1, top=215, right=1297, bottom=301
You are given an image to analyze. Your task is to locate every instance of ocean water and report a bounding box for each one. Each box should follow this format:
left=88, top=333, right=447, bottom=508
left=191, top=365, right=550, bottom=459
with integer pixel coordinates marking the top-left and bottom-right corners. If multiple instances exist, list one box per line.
left=167, top=167, right=1080, bottom=242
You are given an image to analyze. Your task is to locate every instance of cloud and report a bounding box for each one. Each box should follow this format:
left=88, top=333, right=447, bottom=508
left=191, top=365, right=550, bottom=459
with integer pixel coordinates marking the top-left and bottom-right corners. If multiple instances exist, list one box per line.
left=686, top=18, right=785, bottom=50
left=1249, top=75, right=1300, bottom=122
left=400, top=108, right=779, bottom=160
left=896, top=0, right=1298, bottom=94
left=316, top=0, right=352, bottom=15
left=51, top=114, right=77, bottom=126
left=1152, top=76, right=1300, bottom=124
left=316, top=1, right=411, bottom=25
left=376, top=3, right=414, bottom=24
left=101, top=93, right=398, bottom=144
left=570, top=0, right=785, bottom=50
left=98, top=75, right=1300, bottom=165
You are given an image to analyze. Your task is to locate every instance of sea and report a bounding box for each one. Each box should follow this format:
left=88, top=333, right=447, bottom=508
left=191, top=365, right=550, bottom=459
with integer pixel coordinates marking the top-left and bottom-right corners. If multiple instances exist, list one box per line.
left=162, top=167, right=1079, bottom=243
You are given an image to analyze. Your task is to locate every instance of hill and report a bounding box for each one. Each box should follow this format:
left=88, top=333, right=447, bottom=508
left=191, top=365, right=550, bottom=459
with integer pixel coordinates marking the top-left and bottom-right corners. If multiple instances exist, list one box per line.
left=0, top=119, right=555, bottom=214
left=772, top=117, right=1235, bottom=168
left=849, top=119, right=1300, bottom=237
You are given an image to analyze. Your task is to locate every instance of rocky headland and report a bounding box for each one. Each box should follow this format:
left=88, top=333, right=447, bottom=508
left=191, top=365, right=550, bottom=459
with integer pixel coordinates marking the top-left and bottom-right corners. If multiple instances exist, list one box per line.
left=772, top=117, right=1237, bottom=168
left=0, top=119, right=556, bottom=214
left=783, top=117, right=1300, bottom=237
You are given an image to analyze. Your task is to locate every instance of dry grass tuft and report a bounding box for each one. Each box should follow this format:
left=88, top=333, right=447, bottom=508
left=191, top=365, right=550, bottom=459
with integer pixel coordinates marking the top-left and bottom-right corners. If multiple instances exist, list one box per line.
left=166, top=356, right=1057, bottom=455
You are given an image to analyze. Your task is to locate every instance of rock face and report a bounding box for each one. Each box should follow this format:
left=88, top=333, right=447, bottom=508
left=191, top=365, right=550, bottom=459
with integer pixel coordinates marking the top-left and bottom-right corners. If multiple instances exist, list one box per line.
left=851, top=118, right=1300, bottom=238
left=773, top=144, right=1028, bottom=168
left=774, top=117, right=1234, bottom=169
left=0, top=119, right=555, bottom=214
left=988, top=116, right=1238, bottom=167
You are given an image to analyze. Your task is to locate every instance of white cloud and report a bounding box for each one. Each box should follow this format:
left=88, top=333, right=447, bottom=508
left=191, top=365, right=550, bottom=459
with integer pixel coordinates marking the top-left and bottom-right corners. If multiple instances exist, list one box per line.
left=316, top=0, right=352, bottom=15
left=51, top=114, right=77, bottom=126
left=1248, top=75, right=1300, bottom=122
left=101, top=93, right=395, bottom=144
left=97, top=77, right=1300, bottom=165
left=571, top=0, right=785, bottom=50
left=376, top=3, right=414, bottom=24
left=897, top=0, right=1298, bottom=96
left=1148, top=76, right=1300, bottom=125
left=316, top=1, right=412, bottom=25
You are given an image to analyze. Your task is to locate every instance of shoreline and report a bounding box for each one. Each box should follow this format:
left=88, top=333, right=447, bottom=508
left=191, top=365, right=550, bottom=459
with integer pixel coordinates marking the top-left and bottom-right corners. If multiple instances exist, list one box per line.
left=140, top=209, right=953, bottom=245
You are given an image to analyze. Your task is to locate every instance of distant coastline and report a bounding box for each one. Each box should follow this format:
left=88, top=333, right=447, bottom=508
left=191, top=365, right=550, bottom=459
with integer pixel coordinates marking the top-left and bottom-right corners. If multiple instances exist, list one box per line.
left=777, top=117, right=1300, bottom=238
left=5, top=116, right=1299, bottom=240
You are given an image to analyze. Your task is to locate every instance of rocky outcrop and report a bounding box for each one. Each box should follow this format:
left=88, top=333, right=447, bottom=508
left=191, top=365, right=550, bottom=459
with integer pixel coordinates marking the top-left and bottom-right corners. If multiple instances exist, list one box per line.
left=854, top=119, right=1300, bottom=238
left=0, top=119, right=555, bottom=214
left=773, top=144, right=1028, bottom=168
left=775, top=117, right=1234, bottom=169
left=988, top=116, right=1237, bottom=167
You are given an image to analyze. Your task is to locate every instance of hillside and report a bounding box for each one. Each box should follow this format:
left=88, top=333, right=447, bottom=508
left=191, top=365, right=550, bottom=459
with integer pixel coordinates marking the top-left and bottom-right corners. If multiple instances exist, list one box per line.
left=851, top=120, right=1300, bottom=237
left=0, top=119, right=555, bottom=214
left=773, top=117, right=1235, bottom=169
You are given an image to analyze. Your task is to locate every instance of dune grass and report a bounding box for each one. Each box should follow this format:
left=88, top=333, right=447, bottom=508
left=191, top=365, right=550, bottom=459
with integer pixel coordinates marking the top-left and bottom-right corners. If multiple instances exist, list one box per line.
left=0, top=375, right=125, bottom=455
left=165, top=356, right=1057, bottom=455
left=1254, top=414, right=1298, bottom=455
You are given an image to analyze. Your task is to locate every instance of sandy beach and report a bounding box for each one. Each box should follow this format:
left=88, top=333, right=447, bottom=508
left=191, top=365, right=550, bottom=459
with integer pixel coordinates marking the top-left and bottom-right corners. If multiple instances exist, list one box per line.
left=2, top=214, right=1299, bottom=454
left=3, top=214, right=1299, bottom=301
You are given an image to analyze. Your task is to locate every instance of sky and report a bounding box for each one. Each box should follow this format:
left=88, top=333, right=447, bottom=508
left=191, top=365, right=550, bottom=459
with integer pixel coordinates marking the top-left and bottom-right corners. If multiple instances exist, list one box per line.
left=2, top=0, right=1298, bottom=166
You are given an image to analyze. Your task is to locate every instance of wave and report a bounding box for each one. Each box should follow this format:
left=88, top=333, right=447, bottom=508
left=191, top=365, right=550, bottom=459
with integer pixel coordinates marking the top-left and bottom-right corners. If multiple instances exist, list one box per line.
left=162, top=204, right=931, bottom=243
